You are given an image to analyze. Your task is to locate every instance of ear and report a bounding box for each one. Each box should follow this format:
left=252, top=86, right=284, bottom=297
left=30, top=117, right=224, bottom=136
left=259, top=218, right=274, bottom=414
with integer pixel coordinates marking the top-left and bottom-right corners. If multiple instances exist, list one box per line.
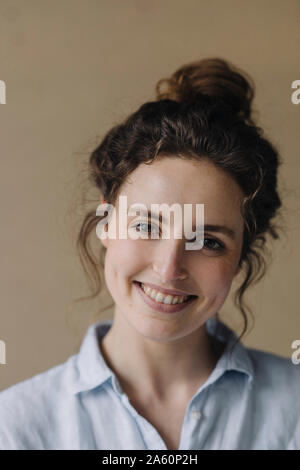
left=234, top=263, right=241, bottom=277
left=98, top=220, right=109, bottom=249
left=99, top=231, right=108, bottom=249
left=100, top=239, right=107, bottom=249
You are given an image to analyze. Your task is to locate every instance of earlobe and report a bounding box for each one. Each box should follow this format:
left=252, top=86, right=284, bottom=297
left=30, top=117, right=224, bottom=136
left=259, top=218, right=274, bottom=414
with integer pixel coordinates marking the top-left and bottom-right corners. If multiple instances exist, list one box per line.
left=100, top=236, right=108, bottom=249
left=235, top=263, right=241, bottom=276
left=98, top=224, right=109, bottom=249
left=97, top=218, right=109, bottom=249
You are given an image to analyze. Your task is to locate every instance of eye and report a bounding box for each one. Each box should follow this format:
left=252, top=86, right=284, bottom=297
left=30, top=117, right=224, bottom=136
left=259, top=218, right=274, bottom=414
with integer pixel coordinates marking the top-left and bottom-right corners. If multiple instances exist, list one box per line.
left=203, top=237, right=225, bottom=251
left=131, top=222, right=160, bottom=236
left=187, top=235, right=225, bottom=251
left=130, top=225, right=225, bottom=251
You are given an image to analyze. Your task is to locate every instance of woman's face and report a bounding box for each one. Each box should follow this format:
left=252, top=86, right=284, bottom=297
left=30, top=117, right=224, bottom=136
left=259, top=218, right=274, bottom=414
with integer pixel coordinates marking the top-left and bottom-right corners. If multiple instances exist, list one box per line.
left=100, top=156, right=245, bottom=341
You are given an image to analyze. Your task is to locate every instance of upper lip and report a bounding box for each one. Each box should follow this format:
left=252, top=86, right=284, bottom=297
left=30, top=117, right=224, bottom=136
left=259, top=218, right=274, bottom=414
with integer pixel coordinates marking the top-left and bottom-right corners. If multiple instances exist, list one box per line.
left=136, top=281, right=196, bottom=297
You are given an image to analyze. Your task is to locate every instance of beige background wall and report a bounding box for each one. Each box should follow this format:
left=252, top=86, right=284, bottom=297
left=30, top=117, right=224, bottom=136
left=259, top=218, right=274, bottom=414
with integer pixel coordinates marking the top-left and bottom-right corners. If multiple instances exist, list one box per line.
left=1, top=0, right=299, bottom=390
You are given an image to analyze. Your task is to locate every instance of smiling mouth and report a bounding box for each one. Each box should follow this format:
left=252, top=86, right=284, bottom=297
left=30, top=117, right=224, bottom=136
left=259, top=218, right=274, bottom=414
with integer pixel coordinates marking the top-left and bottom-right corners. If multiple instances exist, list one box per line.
left=133, top=280, right=198, bottom=314
left=133, top=281, right=198, bottom=300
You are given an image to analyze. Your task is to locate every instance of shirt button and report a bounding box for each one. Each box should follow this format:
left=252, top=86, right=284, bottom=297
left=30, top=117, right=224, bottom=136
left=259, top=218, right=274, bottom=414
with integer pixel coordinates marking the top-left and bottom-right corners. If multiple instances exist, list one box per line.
left=190, top=410, right=202, bottom=419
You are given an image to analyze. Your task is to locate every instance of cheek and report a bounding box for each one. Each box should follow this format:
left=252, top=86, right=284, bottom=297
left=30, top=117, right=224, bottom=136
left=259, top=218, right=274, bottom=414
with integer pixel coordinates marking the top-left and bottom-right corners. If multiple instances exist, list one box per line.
left=194, top=257, right=237, bottom=299
left=104, top=240, right=148, bottom=281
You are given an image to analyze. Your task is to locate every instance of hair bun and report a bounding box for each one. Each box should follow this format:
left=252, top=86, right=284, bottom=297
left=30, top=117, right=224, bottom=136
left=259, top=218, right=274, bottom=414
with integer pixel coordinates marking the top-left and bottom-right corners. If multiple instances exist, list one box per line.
left=155, top=57, right=255, bottom=124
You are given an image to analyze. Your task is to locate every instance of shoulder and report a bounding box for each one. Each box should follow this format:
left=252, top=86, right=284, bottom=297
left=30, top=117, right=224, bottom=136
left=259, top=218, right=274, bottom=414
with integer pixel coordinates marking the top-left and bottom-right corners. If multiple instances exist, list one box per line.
left=246, top=346, right=300, bottom=449
left=247, top=346, right=300, bottom=391
left=0, top=354, right=78, bottom=449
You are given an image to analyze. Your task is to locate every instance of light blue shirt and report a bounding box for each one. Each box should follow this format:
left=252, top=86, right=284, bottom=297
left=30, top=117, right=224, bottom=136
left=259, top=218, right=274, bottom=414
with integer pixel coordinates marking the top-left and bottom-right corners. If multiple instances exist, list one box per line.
left=0, top=316, right=299, bottom=450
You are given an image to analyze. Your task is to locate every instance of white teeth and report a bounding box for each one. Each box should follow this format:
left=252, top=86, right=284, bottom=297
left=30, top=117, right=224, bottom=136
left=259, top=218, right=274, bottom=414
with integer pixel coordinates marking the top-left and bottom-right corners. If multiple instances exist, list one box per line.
left=155, top=292, right=164, bottom=302
left=164, top=295, right=173, bottom=305
left=140, top=283, right=191, bottom=304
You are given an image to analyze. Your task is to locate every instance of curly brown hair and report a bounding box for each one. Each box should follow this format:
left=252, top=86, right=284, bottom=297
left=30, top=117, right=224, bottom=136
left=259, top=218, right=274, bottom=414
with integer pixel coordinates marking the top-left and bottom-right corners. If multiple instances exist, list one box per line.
left=69, top=57, right=285, bottom=356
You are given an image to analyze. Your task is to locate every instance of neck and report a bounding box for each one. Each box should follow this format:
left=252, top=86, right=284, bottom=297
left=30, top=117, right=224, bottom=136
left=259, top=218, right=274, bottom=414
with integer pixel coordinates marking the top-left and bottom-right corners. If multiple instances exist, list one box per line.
left=99, top=311, right=224, bottom=403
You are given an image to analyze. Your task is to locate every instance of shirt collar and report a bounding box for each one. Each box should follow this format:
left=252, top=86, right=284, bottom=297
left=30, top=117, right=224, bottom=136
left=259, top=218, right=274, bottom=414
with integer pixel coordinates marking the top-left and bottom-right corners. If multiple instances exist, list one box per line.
left=205, top=316, right=254, bottom=388
left=71, top=315, right=254, bottom=395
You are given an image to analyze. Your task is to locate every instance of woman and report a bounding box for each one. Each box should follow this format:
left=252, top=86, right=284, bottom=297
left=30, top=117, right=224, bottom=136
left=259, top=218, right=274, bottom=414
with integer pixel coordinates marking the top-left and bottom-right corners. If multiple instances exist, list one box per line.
left=0, top=57, right=299, bottom=450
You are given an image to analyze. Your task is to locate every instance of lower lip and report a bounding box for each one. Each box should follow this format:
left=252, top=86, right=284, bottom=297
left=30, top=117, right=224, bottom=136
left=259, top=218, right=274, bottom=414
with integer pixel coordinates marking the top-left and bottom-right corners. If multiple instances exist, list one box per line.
left=133, top=281, right=198, bottom=314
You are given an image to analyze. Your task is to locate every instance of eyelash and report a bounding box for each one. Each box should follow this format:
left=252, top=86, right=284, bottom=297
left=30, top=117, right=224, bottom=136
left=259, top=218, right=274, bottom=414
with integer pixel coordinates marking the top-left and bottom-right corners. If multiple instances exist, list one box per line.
left=131, top=222, right=225, bottom=252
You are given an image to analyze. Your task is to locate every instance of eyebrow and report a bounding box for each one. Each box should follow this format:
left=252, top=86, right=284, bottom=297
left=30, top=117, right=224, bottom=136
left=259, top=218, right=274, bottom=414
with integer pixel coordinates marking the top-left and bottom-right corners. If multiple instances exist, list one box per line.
left=131, top=210, right=237, bottom=240
left=201, top=224, right=236, bottom=240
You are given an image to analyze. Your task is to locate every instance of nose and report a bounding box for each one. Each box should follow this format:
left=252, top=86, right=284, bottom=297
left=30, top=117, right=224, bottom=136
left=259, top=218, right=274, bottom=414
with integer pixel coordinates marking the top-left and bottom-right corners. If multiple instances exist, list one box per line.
left=152, top=239, right=188, bottom=282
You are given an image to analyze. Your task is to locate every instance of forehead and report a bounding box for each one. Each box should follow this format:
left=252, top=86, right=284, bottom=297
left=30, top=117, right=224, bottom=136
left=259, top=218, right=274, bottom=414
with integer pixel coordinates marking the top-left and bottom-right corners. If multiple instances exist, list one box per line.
left=121, top=156, right=245, bottom=225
